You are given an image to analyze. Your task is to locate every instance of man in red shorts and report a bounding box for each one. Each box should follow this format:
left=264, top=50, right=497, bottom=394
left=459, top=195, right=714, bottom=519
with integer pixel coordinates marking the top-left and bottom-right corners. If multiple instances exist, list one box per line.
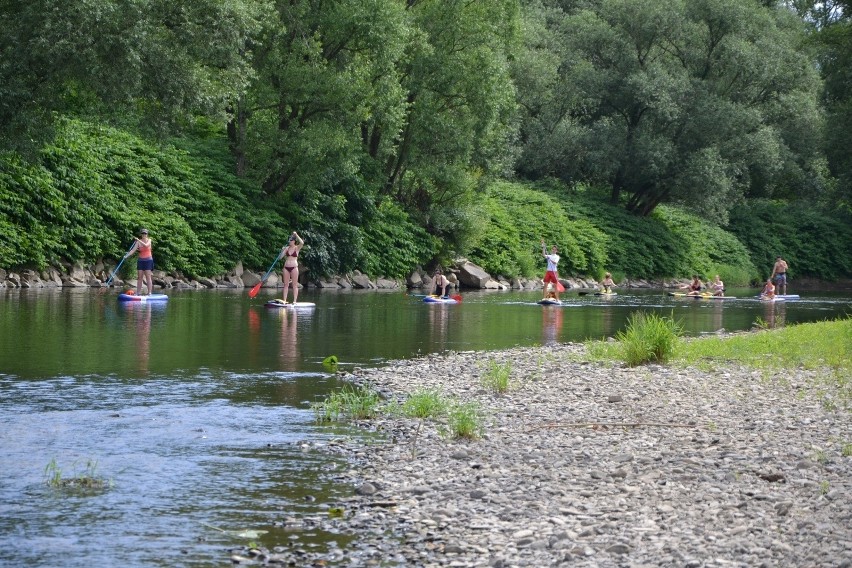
left=541, top=239, right=562, bottom=301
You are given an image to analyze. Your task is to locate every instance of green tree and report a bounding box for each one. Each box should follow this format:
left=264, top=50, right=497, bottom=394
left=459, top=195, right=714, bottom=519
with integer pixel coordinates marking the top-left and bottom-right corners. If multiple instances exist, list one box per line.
left=514, top=0, right=825, bottom=222
left=0, top=0, right=269, bottom=152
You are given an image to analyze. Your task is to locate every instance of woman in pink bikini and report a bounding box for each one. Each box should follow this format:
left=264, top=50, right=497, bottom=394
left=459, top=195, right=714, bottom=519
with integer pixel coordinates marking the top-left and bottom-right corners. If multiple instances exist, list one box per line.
left=124, top=228, right=154, bottom=295
left=278, top=231, right=304, bottom=304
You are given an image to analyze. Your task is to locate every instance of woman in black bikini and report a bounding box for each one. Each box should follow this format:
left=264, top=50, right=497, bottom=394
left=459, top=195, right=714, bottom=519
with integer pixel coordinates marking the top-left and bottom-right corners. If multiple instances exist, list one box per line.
left=279, top=231, right=304, bottom=304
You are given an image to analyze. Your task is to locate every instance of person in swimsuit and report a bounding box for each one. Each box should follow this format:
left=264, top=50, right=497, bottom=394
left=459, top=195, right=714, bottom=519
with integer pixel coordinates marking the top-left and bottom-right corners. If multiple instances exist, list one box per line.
left=761, top=278, right=776, bottom=299
left=124, top=228, right=154, bottom=295
left=601, top=272, right=616, bottom=294
left=541, top=239, right=561, bottom=301
left=278, top=231, right=304, bottom=304
left=771, top=256, right=788, bottom=296
left=680, top=275, right=704, bottom=296
left=711, top=274, right=725, bottom=297
left=432, top=269, right=451, bottom=298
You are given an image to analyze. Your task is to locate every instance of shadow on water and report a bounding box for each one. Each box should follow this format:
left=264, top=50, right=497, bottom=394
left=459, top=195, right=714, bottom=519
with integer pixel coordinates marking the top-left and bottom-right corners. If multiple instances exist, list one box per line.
left=0, top=286, right=849, bottom=565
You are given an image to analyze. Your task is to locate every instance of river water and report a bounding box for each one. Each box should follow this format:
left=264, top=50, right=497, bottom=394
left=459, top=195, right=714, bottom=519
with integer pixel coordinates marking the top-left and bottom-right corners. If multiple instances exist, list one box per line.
left=1, top=286, right=849, bottom=566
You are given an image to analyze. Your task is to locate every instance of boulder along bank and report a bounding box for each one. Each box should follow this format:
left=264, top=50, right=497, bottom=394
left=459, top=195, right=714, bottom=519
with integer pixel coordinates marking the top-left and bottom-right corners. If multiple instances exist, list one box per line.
left=235, top=343, right=851, bottom=567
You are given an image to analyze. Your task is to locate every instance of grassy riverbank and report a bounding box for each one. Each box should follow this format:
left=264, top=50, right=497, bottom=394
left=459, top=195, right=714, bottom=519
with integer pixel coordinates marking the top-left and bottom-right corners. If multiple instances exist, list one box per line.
left=587, top=316, right=852, bottom=410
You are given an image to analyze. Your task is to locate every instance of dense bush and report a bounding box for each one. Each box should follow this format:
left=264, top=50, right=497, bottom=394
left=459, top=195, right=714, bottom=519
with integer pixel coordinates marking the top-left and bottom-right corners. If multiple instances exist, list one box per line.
left=467, top=181, right=608, bottom=278
left=728, top=200, right=852, bottom=281
left=468, top=180, right=760, bottom=284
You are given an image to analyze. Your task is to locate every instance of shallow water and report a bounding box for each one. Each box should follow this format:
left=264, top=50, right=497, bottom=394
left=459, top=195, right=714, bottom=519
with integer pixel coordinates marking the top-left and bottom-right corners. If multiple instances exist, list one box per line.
left=0, top=286, right=849, bottom=566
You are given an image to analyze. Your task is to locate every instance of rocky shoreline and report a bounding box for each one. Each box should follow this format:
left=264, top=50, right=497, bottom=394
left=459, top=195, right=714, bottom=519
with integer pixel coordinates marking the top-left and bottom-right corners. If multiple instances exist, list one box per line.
left=237, top=343, right=850, bottom=567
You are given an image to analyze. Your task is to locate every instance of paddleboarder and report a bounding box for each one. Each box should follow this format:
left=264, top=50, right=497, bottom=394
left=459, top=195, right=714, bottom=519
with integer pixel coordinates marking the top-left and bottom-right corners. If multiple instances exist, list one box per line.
left=711, top=275, right=725, bottom=297
left=124, top=228, right=154, bottom=296
left=541, top=239, right=561, bottom=301
left=278, top=231, right=304, bottom=304
left=771, top=256, right=788, bottom=296
left=601, top=272, right=616, bottom=294
left=432, top=269, right=451, bottom=298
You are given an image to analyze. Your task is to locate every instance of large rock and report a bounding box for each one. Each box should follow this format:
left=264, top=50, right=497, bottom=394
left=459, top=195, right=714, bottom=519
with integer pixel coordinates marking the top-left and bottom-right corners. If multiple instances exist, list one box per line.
left=351, top=273, right=377, bottom=289
left=457, top=261, right=492, bottom=289
left=407, top=270, right=424, bottom=288
left=242, top=271, right=262, bottom=287
left=376, top=278, right=399, bottom=289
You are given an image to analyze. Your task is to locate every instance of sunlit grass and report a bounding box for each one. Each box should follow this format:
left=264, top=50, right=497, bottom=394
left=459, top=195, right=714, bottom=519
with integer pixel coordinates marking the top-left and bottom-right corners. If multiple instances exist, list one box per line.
left=674, top=317, right=851, bottom=372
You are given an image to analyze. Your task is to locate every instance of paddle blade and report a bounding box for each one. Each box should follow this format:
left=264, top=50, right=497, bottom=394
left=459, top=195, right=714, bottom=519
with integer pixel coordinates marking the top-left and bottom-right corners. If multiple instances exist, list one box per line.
left=556, top=282, right=565, bottom=292
left=452, top=295, right=462, bottom=303
left=248, top=281, right=263, bottom=298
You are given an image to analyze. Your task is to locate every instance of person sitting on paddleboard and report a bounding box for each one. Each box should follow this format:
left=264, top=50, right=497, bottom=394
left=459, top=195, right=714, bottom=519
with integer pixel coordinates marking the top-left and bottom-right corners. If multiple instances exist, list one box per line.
left=432, top=269, right=451, bottom=298
left=124, top=228, right=154, bottom=296
left=541, top=239, right=561, bottom=302
left=761, top=278, right=775, bottom=299
left=278, top=231, right=304, bottom=304
left=680, top=275, right=703, bottom=296
left=711, top=275, right=725, bottom=297
left=601, top=272, right=615, bottom=294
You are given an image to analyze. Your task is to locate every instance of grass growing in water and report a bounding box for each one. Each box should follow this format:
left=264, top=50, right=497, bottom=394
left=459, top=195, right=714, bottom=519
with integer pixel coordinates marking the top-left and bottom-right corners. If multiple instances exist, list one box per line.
left=607, top=311, right=682, bottom=366
left=44, top=458, right=111, bottom=490
left=312, top=384, right=381, bottom=422
left=481, top=360, right=512, bottom=393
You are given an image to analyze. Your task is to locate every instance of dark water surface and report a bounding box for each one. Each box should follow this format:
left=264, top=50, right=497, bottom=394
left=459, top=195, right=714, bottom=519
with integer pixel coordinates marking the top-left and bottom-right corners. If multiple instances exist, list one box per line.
left=1, top=287, right=849, bottom=566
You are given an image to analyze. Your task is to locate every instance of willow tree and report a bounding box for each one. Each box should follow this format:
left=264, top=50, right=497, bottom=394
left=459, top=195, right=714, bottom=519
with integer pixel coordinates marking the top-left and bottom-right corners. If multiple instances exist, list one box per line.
left=234, top=0, right=521, bottom=265
left=0, top=0, right=269, bottom=151
left=515, top=0, right=824, bottom=222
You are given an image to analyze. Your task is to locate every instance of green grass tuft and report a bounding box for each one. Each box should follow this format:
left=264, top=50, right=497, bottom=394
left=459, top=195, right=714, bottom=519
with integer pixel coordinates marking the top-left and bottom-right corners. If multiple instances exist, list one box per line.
left=615, top=311, right=683, bottom=366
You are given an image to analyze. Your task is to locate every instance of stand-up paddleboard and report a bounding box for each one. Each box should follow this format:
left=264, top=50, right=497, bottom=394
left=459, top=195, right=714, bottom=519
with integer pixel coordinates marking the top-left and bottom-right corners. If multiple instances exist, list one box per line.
left=669, top=292, right=734, bottom=299
left=594, top=291, right=618, bottom=297
left=761, top=294, right=799, bottom=300
left=759, top=295, right=786, bottom=302
left=118, top=293, right=168, bottom=302
left=423, top=296, right=459, bottom=304
left=265, top=299, right=316, bottom=309
left=537, top=298, right=562, bottom=305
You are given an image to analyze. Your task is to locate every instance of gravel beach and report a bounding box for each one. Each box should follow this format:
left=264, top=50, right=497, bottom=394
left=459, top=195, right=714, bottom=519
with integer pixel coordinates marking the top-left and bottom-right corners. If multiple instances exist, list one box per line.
left=239, top=342, right=851, bottom=567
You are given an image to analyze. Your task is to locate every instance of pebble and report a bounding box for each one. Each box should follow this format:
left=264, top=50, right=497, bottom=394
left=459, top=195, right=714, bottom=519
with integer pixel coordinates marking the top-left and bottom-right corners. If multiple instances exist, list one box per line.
left=240, top=343, right=852, bottom=567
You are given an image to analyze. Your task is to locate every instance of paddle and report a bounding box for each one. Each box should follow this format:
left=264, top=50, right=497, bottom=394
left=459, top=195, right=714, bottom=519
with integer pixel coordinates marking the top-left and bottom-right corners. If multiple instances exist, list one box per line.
left=102, top=242, right=136, bottom=290
left=248, top=255, right=281, bottom=298
left=451, top=294, right=462, bottom=303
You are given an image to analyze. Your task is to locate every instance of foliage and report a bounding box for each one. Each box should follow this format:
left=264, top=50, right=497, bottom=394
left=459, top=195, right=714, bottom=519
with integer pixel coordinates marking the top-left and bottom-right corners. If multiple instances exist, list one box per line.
left=468, top=180, right=760, bottom=283
left=44, top=458, right=111, bottom=490
left=615, top=311, right=683, bottom=366
left=0, top=118, right=261, bottom=276
left=311, top=384, right=382, bottom=423
left=467, top=181, right=608, bottom=278
left=0, top=0, right=270, bottom=152
left=361, top=201, right=439, bottom=278
left=444, top=401, right=484, bottom=440
left=514, top=0, right=825, bottom=219
left=727, top=199, right=852, bottom=281
left=400, top=389, right=448, bottom=420
left=481, top=360, right=513, bottom=394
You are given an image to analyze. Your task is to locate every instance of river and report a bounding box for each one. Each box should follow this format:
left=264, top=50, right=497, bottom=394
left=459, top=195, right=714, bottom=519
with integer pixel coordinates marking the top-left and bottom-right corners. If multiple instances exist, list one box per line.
left=1, top=286, right=849, bottom=566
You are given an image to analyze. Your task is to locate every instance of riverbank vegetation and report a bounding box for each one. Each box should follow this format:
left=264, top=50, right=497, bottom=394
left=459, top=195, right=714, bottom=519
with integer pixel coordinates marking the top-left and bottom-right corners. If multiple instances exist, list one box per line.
left=1, top=1, right=851, bottom=284
left=587, top=316, right=852, bottom=407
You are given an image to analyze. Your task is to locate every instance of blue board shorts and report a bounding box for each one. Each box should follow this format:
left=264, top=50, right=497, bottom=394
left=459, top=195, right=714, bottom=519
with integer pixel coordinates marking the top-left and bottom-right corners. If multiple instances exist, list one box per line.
left=137, top=258, right=154, bottom=271
left=774, top=273, right=786, bottom=285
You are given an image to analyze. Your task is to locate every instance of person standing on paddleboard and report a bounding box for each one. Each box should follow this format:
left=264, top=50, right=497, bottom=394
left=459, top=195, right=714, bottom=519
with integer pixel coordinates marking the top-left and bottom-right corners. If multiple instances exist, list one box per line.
left=278, top=231, right=304, bottom=304
left=771, top=256, right=788, bottom=296
left=541, top=239, right=561, bottom=301
left=124, top=228, right=154, bottom=296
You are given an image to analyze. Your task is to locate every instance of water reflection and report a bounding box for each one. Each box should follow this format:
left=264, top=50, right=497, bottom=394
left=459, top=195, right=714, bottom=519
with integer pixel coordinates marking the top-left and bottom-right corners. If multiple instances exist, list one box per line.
left=117, top=303, right=162, bottom=374
left=762, top=300, right=787, bottom=329
left=541, top=305, right=563, bottom=345
left=427, top=304, right=450, bottom=349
